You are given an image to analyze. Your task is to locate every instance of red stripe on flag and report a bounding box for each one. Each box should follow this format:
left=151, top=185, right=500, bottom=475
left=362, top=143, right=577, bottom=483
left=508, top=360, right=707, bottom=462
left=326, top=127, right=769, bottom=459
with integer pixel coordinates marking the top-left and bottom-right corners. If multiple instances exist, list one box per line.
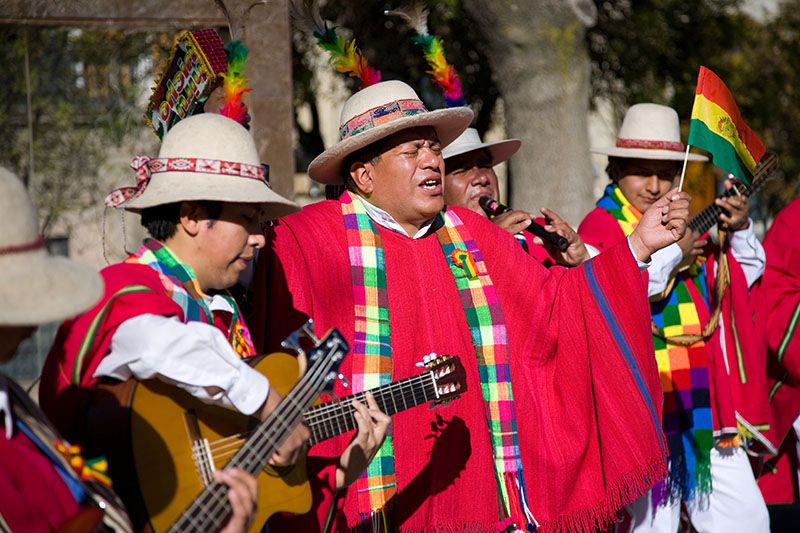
left=695, top=66, right=766, bottom=162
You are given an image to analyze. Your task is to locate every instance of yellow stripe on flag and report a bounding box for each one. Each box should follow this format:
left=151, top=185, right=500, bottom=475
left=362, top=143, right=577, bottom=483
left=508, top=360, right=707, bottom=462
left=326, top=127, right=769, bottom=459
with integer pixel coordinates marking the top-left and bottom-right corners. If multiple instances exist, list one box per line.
left=691, top=94, right=759, bottom=173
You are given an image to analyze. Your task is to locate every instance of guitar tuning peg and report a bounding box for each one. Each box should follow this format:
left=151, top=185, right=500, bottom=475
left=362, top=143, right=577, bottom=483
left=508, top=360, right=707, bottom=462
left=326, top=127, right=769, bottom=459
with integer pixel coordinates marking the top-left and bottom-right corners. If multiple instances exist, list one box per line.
left=337, top=373, right=350, bottom=388
left=281, top=331, right=303, bottom=356
left=300, top=319, right=320, bottom=343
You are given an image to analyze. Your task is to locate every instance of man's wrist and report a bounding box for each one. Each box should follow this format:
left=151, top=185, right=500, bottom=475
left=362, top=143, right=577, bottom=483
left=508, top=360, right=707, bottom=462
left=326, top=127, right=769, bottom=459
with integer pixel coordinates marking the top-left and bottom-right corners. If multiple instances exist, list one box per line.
left=628, top=232, right=651, bottom=262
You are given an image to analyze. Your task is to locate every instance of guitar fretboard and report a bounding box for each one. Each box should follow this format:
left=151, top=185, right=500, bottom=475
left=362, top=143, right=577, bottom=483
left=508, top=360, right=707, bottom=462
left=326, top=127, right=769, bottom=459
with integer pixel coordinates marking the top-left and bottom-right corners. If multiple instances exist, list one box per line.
left=169, top=330, right=346, bottom=533
left=687, top=152, right=778, bottom=235
left=306, top=371, right=437, bottom=445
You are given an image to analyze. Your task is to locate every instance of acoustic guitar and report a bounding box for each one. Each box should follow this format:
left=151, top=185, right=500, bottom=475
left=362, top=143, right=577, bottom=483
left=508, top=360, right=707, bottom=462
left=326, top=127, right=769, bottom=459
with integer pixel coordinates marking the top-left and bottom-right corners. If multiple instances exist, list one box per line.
left=127, top=321, right=346, bottom=532
left=130, top=343, right=466, bottom=532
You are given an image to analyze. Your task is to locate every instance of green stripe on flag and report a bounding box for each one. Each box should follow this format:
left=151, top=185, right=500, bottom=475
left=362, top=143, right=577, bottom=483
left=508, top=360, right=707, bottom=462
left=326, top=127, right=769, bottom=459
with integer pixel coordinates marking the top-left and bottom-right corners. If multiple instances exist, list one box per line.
left=688, top=119, right=754, bottom=186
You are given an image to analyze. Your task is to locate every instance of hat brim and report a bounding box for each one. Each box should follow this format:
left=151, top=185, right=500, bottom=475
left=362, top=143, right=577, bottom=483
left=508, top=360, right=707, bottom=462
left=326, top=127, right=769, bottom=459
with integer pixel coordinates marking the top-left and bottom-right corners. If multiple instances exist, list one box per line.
left=307, top=107, right=474, bottom=185
left=443, top=138, right=521, bottom=166
left=0, top=250, right=103, bottom=325
left=591, top=146, right=708, bottom=162
left=120, top=173, right=300, bottom=220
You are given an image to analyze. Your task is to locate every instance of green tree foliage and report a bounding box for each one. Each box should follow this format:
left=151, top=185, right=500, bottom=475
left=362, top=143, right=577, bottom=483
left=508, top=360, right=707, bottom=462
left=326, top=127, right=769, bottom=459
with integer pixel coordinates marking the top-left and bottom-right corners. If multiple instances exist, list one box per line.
left=588, top=0, right=800, bottom=216
left=0, top=26, right=168, bottom=232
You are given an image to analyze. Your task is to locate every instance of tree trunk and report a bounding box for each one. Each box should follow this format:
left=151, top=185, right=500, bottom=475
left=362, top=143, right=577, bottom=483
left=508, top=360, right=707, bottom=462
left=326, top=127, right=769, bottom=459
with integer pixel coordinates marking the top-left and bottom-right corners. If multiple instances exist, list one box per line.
left=462, top=0, right=596, bottom=225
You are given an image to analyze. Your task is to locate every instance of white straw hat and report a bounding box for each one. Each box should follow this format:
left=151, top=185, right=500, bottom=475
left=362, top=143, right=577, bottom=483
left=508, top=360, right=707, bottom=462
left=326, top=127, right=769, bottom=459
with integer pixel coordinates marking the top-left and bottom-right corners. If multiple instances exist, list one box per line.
left=592, top=103, right=708, bottom=162
left=0, top=167, right=103, bottom=325
left=442, top=128, right=521, bottom=165
left=105, top=113, right=300, bottom=219
left=307, top=80, right=474, bottom=184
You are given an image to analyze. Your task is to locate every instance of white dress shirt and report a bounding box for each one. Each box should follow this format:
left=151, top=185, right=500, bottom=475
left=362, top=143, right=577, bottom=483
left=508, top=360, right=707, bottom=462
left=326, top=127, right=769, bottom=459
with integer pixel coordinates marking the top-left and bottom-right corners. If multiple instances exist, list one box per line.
left=93, top=293, right=269, bottom=416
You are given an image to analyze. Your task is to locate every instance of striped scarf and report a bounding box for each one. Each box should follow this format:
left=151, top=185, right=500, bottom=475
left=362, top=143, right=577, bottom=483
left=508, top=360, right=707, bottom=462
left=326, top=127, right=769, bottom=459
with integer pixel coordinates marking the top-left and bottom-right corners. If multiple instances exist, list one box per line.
left=126, top=239, right=255, bottom=358
left=597, top=184, right=713, bottom=502
left=341, top=192, right=536, bottom=532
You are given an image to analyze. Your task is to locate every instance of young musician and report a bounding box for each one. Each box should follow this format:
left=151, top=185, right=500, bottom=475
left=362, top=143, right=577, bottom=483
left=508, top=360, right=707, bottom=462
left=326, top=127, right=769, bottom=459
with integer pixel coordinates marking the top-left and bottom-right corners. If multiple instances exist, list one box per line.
left=39, top=114, right=390, bottom=530
left=251, top=80, right=692, bottom=532
left=579, top=103, right=774, bottom=532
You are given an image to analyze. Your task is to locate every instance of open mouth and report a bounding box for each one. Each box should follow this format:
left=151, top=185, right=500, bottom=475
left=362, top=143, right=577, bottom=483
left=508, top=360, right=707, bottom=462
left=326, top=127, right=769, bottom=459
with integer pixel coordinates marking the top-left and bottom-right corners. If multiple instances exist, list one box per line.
left=420, top=178, right=441, bottom=191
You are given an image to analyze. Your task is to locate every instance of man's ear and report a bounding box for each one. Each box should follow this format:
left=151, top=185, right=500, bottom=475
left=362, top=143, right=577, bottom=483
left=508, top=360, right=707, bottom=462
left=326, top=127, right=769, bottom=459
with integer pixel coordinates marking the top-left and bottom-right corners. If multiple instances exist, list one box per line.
left=177, top=201, right=206, bottom=236
left=349, top=161, right=374, bottom=194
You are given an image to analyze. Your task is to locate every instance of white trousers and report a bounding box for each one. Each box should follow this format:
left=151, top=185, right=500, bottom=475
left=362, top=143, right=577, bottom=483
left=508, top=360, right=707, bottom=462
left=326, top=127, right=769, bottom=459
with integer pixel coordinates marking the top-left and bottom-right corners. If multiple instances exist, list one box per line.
left=625, top=447, right=769, bottom=533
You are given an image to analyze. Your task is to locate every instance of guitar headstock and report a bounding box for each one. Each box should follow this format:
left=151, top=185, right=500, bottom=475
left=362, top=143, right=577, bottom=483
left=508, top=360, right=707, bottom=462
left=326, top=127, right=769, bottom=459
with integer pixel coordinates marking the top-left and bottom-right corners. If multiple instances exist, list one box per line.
left=748, top=152, right=779, bottom=193
left=281, top=320, right=349, bottom=395
left=422, top=354, right=467, bottom=406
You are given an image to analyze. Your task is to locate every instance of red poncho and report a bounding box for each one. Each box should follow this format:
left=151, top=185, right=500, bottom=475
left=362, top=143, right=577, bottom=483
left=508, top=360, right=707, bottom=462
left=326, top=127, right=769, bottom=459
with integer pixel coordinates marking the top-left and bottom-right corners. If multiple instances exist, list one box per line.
left=580, top=207, right=774, bottom=450
left=252, top=201, right=667, bottom=532
left=756, top=197, right=800, bottom=503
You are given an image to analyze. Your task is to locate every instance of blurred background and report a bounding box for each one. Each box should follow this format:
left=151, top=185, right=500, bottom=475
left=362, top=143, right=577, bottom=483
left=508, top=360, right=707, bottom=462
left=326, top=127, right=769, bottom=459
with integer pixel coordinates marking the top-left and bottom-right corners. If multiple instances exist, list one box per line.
left=1, top=0, right=799, bottom=382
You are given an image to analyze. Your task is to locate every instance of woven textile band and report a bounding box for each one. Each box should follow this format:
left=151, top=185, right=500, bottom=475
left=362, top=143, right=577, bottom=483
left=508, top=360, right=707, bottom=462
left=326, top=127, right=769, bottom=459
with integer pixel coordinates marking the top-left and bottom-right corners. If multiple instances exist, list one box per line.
left=0, top=235, right=45, bottom=256
left=339, top=99, right=428, bottom=141
left=597, top=183, right=714, bottom=504
left=104, top=155, right=268, bottom=207
left=340, top=192, right=537, bottom=531
left=125, top=239, right=256, bottom=358
left=616, top=138, right=684, bottom=152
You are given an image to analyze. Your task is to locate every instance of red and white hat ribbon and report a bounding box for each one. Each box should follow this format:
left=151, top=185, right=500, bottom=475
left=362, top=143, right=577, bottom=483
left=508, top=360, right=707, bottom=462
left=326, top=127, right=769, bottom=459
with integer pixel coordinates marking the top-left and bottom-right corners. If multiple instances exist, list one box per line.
left=103, top=155, right=269, bottom=208
left=104, top=155, right=153, bottom=207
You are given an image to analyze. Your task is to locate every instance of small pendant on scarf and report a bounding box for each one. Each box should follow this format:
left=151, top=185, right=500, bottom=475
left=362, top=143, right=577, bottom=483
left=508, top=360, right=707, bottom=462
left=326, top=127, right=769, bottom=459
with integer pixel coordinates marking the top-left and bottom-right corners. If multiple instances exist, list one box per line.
left=451, top=249, right=479, bottom=280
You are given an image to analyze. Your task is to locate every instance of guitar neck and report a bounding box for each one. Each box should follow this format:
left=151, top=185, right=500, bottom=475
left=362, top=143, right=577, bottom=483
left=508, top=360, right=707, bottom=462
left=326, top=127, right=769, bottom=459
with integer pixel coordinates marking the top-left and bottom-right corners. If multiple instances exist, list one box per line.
left=687, top=186, right=743, bottom=234
left=687, top=152, right=778, bottom=234
left=306, top=372, right=437, bottom=445
left=169, top=329, right=346, bottom=532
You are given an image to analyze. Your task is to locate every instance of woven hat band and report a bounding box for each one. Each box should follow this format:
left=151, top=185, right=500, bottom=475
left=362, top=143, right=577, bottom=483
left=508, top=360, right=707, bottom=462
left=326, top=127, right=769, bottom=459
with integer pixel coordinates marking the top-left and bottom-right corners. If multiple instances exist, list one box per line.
left=616, top=138, right=684, bottom=152
left=0, top=235, right=45, bottom=256
left=339, top=99, right=428, bottom=141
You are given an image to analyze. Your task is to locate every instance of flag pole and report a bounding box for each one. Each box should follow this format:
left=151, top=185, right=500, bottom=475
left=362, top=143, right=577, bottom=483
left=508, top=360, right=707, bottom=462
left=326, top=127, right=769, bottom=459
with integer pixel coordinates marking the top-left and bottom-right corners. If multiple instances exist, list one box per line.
left=677, top=145, right=691, bottom=191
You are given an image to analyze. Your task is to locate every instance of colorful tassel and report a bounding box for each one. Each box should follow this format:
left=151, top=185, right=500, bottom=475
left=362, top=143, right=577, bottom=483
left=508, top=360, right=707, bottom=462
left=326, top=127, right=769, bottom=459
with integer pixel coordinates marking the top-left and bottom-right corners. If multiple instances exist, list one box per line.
left=219, top=40, right=251, bottom=126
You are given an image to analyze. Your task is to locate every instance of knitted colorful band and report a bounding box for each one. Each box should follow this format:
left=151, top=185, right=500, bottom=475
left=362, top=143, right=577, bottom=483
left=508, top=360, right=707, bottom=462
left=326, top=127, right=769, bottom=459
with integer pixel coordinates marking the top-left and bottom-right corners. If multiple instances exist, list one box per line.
left=339, top=99, right=427, bottom=141
left=340, top=192, right=537, bottom=531
left=104, top=155, right=268, bottom=208
left=126, top=239, right=255, bottom=358
left=0, top=235, right=44, bottom=256
left=341, top=192, right=397, bottom=516
left=598, top=184, right=713, bottom=503
left=436, top=208, right=537, bottom=532
left=616, top=138, right=684, bottom=152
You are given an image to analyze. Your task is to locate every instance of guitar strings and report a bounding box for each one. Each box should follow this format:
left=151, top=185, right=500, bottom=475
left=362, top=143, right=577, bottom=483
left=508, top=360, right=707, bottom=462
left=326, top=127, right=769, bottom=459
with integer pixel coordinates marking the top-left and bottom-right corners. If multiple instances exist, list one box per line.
left=204, top=373, right=437, bottom=463
left=172, top=342, right=342, bottom=531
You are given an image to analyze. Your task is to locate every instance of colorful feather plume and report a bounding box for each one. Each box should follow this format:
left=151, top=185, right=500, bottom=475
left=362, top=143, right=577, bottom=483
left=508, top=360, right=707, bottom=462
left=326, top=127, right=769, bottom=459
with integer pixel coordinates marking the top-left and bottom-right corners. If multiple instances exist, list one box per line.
left=386, top=2, right=465, bottom=107
left=219, top=40, right=251, bottom=127
left=290, top=0, right=381, bottom=89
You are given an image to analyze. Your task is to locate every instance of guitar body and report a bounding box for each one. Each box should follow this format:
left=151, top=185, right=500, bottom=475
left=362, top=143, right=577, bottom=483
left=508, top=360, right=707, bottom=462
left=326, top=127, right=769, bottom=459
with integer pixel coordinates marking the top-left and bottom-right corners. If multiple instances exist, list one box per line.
left=130, top=353, right=310, bottom=533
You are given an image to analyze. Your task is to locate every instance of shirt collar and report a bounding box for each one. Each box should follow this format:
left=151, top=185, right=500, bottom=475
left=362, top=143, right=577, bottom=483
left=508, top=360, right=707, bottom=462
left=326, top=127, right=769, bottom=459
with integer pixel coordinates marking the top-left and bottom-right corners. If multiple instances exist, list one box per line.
left=352, top=194, right=435, bottom=240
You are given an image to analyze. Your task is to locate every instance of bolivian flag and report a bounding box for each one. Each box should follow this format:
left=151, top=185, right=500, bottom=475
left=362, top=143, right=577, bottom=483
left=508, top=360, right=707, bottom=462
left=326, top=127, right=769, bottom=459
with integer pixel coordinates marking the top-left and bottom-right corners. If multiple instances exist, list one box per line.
left=688, top=66, right=766, bottom=186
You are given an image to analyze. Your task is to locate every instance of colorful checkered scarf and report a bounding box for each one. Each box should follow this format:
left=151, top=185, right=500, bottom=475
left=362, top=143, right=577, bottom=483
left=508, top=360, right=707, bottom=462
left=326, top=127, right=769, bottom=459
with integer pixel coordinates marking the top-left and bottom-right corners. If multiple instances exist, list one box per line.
left=341, top=192, right=536, bottom=532
left=597, top=184, right=713, bottom=503
left=126, top=239, right=255, bottom=358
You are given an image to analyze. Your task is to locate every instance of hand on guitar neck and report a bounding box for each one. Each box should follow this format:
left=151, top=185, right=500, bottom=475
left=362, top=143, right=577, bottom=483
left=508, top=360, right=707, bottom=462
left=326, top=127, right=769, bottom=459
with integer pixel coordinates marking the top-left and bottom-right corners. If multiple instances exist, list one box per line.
left=260, top=386, right=311, bottom=467
left=675, top=178, right=750, bottom=271
left=715, top=178, right=751, bottom=232
left=335, top=391, right=392, bottom=489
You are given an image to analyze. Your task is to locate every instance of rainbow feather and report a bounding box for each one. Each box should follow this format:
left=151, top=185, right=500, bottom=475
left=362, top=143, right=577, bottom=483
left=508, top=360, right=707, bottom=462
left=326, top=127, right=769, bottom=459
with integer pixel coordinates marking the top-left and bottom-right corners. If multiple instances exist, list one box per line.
left=314, top=27, right=381, bottom=89
left=413, top=34, right=464, bottom=107
left=219, top=40, right=251, bottom=126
